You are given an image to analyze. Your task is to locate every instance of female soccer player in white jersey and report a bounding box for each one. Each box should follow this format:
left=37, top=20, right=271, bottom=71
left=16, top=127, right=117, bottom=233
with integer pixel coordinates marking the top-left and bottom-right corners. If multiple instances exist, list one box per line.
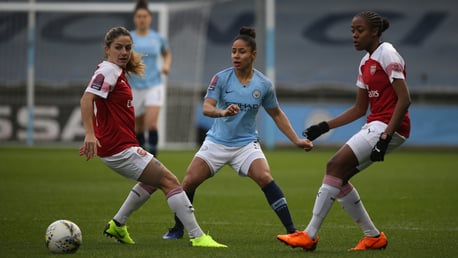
left=129, top=0, right=172, bottom=156
left=277, top=11, right=411, bottom=251
left=162, top=27, right=314, bottom=240
left=79, top=26, right=225, bottom=248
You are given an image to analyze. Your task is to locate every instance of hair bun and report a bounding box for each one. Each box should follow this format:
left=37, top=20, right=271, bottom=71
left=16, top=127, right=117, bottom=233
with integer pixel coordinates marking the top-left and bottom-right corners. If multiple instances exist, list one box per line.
left=239, top=26, right=256, bottom=39
left=135, top=0, right=149, bottom=11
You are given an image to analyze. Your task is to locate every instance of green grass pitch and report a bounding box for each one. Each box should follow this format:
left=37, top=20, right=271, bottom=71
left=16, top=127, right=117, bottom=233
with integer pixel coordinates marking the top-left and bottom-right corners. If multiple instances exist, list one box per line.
left=0, top=146, right=457, bottom=257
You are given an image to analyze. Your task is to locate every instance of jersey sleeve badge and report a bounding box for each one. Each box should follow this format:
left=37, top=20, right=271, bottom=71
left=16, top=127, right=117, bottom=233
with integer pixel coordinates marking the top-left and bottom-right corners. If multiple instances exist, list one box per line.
left=90, top=74, right=104, bottom=91
left=208, top=75, right=218, bottom=91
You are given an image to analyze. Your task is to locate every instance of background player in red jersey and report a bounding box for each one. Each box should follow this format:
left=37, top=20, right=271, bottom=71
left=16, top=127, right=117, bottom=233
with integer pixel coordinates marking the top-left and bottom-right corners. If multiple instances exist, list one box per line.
left=79, top=26, right=226, bottom=248
left=277, top=11, right=411, bottom=251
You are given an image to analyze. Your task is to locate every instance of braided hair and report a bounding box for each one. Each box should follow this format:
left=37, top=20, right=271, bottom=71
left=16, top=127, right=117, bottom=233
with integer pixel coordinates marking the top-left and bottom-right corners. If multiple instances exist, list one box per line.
left=356, top=11, right=390, bottom=36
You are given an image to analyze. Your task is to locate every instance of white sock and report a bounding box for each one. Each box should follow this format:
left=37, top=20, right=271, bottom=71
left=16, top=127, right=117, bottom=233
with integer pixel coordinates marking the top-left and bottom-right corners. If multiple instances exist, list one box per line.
left=167, top=188, right=204, bottom=238
left=305, top=184, right=340, bottom=239
left=113, top=183, right=151, bottom=225
left=337, top=188, right=380, bottom=237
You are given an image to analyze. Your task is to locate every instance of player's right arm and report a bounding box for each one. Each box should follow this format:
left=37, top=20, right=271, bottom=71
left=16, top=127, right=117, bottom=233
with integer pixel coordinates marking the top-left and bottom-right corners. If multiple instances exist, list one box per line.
left=304, top=88, right=368, bottom=141
left=79, top=92, right=101, bottom=160
left=327, top=88, right=368, bottom=129
left=202, top=98, right=239, bottom=118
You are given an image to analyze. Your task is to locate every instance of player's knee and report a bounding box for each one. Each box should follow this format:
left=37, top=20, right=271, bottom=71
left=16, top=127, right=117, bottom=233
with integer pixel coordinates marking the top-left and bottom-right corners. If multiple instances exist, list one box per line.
left=250, top=171, right=272, bottom=188
left=182, top=176, right=202, bottom=192
left=163, top=171, right=180, bottom=185
left=326, top=157, right=345, bottom=175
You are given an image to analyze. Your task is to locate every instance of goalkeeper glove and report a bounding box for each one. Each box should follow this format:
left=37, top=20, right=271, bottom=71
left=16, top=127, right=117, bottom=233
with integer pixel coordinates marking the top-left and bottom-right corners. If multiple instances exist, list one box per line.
left=302, top=121, right=330, bottom=141
left=370, top=133, right=392, bottom=162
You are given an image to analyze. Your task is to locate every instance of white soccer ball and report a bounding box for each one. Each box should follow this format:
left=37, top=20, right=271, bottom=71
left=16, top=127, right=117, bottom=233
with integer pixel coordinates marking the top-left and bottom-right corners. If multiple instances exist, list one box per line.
left=45, top=220, right=82, bottom=254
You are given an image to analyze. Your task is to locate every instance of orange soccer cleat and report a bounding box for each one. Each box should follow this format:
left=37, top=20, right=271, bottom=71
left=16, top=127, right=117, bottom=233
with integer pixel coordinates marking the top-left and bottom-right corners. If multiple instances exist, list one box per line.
left=349, top=232, right=387, bottom=251
left=276, top=231, right=319, bottom=251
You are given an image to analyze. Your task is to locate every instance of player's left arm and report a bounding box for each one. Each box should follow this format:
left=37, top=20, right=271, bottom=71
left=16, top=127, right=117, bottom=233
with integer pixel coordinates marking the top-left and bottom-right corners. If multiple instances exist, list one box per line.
left=161, top=49, right=172, bottom=75
left=384, top=78, right=411, bottom=136
left=266, top=106, right=313, bottom=151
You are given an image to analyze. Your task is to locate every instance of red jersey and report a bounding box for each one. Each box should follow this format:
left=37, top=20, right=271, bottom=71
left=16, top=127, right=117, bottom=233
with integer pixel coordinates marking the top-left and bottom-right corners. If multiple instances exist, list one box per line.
left=85, top=61, right=138, bottom=157
left=356, top=42, right=410, bottom=138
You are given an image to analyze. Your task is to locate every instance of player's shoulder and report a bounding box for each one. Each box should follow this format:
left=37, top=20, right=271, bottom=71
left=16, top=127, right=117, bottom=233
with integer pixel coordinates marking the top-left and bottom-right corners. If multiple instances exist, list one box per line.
left=377, top=42, right=398, bottom=55
left=213, top=67, right=234, bottom=80
left=216, top=67, right=233, bottom=75
left=253, top=69, right=273, bottom=88
left=253, top=69, right=270, bottom=82
left=373, top=42, right=401, bottom=59
left=148, top=29, right=165, bottom=39
left=372, top=42, right=405, bottom=67
left=95, top=61, right=122, bottom=77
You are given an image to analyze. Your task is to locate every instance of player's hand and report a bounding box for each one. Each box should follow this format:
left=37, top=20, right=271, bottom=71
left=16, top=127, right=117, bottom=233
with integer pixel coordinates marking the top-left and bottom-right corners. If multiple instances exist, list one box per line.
left=370, top=133, right=392, bottom=162
left=162, top=65, right=170, bottom=75
left=79, top=135, right=101, bottom=161
left=297, top=139, right=314, bottom=152
left=302, top=121, right=330, bottom=141
left=221, top=104, right=240, bottom=117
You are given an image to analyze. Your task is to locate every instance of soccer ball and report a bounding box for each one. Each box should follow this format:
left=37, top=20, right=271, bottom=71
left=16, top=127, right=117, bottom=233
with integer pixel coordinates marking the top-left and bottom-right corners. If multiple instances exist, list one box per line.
left=45, top=220, right=82, bottom=254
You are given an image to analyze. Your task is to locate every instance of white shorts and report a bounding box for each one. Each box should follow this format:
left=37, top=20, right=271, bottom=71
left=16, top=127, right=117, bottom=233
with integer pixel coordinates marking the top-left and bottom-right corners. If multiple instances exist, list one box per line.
left=195, top=140, right=266, bottom=177
left=346, top=121, right=406, bottom=171
left=101, top=146, right=154, bottom=181
left=132, top=84, right=165, bottom=117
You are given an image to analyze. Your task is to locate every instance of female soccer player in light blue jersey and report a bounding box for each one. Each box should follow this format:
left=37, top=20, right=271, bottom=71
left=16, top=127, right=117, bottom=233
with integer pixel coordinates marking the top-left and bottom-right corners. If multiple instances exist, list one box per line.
left=162, top=27, right=314, bottom=241
left=129, top=0, right=171, bottom=156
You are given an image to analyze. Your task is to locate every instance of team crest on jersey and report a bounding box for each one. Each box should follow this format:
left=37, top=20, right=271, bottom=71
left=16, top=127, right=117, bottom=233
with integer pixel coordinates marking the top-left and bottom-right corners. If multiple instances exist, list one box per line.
left=370, top=65, right=377, bottom=75
left=208, top=75, right=218, bottom=91
left=252, top=89, right=261, bottom=99
left=91, top=74, right=104, bottom=91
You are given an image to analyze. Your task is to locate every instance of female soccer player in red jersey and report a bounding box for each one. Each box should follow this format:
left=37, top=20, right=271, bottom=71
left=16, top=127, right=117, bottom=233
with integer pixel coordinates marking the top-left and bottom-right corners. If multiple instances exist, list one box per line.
left=79, top=26, right=225, bottom=248
left=277, top=11, right=411, bottom=251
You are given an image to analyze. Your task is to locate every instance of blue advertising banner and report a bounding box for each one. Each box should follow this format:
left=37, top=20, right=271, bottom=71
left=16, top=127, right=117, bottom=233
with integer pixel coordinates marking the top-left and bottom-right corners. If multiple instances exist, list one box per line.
left=198, top=103, right=458, bottom=147
left=256, top=103, right=458, bottom=147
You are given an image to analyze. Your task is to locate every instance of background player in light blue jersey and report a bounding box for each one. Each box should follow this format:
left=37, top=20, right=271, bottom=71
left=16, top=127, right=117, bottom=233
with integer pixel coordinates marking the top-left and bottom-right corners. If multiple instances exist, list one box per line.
left=129, top=0, right=172, bottom=156
left=163, top=27, right=314, bottom=241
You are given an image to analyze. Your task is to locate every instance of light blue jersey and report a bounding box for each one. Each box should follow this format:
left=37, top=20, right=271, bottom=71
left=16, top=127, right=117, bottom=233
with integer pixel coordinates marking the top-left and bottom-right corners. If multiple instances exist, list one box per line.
left=205, top=67, right=279, bottom=147
left=128, top=30, right=168, bottom=89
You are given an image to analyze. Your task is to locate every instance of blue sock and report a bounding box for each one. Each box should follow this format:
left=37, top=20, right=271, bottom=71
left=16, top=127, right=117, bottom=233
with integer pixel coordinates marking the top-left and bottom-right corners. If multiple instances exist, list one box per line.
left=148, top=130, right=158, bottom=156
left=262, top=180, right=296, bottom=233
left=136, top=133, right=145, bottom=148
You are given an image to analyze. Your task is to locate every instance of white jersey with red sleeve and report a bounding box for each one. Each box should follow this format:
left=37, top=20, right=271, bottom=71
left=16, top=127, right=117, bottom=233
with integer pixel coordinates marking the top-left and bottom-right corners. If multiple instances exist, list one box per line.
left=356, top=42, right=410, bottom=138
left=85, top=61, right=138, bottom=157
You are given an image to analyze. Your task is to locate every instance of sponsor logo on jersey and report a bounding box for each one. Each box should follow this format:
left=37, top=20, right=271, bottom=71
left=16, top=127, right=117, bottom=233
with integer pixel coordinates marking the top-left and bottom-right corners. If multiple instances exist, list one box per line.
left=225, top=102, right=260, bottom=112
left=368, top=90, right=380, bottom=98
left=90, top=74, right=104, bottom=91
